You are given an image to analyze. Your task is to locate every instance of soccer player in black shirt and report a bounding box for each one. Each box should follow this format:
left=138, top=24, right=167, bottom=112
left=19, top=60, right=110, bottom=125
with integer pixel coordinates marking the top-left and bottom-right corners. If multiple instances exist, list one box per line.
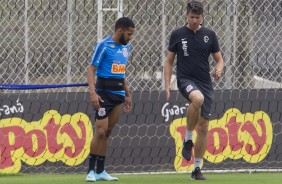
left=163, top=0, right=224, bottom=180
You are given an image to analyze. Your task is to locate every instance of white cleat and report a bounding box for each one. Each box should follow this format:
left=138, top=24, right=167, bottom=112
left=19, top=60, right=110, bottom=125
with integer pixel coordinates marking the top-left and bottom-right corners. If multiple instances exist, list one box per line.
left=95, top=170, right=118, bottom=181
left=86, top=170, right=96, bottom=182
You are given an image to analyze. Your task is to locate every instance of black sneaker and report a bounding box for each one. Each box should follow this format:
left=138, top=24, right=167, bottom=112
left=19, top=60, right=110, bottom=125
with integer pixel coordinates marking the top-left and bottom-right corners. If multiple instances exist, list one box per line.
left=182, top=140, right=193, bottom=160
left=191, top=167, right=207, bottom=180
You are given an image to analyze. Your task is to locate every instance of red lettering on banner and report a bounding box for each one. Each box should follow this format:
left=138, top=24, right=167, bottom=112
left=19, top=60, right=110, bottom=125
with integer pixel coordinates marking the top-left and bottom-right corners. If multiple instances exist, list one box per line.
left=207, top=128, right=228, bottom=155
left=0, top=126, right=25, bottom=169
left=170, top=108, right=273, bottom=171
left=61, top=121, right=86, bottom=157
left=226, top=116, right=244, bottom=151
left=241, top=119, right=266, bottom=155
left=45, top=118, right=63, bottom=154
left=25, top=130, right=46, bottom=157
left=0, top=110, right=93, bottom=173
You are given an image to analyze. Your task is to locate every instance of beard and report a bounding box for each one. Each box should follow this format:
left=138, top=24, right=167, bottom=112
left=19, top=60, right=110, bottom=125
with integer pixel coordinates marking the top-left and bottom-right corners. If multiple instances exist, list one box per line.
left=119, top=33, right=127, bottom=45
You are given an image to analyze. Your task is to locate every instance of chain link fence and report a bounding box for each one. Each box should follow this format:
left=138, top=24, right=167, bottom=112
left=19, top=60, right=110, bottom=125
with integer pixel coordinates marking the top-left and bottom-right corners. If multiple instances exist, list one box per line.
left=0, top=0, right=282, bottom=92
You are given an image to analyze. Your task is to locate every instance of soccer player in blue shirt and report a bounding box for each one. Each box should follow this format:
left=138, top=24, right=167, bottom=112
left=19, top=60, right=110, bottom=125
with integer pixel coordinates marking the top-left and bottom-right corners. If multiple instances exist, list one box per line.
left=164, top=0, right=224, bottom=180
left=86, top=17, right=135, bottom=182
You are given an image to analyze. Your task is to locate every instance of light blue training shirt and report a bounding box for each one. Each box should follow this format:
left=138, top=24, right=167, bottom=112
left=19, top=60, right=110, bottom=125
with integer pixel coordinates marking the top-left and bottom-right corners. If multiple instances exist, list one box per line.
left=90, top=35, right=131, bottom=96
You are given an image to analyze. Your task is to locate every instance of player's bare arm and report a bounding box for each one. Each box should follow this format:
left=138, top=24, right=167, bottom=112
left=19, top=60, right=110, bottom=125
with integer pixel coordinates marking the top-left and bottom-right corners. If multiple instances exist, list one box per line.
left=124, top=79, right=132, bottom=112
left=163, top=51, right=176, bottom=100
left=212, top=51, right=224, bottom=80
left=87, top=65, right=104, bottom=110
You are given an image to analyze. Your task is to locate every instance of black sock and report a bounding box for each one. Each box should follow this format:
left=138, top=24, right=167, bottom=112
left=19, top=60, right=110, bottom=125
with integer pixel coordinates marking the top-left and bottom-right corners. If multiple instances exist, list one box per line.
left=96, top=155, right=106, bottom=174
left=88, top=153, right=97, bottom=173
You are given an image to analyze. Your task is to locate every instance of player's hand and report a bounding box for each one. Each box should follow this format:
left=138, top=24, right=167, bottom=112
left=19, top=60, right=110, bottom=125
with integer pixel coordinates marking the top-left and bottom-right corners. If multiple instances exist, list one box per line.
left=213, top=67, right=222, bottom=80
left=165, top=86, right=171, bottom=101
left=90, top=91, right=104, bottom=110
left=124, top=96, right=132, bottom=112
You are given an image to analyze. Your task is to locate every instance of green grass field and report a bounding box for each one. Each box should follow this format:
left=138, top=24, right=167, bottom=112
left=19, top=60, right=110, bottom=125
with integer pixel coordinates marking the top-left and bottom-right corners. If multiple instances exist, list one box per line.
left=0, top=172, right=282, bottom=184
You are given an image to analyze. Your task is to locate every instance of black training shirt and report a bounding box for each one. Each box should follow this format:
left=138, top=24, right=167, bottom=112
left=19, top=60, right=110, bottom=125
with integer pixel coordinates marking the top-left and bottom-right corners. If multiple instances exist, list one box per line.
left=168, top=26, right=220, bottom=86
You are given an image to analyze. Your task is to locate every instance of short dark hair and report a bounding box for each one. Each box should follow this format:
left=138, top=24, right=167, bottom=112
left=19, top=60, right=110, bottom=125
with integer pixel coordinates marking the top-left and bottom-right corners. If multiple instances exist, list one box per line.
left=187, top=0, right=204, bottom=14
left=115, top=17, right=135, bottom=31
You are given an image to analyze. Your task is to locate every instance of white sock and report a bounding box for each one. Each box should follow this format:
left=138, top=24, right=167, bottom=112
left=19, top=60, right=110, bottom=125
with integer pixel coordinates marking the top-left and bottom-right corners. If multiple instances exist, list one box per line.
left=194, top=158, right=203, bottom=170
left=184, top=130, right=193, bottom=142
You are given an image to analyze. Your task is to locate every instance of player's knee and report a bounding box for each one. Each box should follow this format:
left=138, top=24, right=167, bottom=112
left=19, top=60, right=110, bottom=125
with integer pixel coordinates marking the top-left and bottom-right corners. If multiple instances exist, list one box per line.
left=105, top=129, right=112, bottom=138
left=190, top=92, right=204, bottom=108
left=95, top=128, right=106, bottom=139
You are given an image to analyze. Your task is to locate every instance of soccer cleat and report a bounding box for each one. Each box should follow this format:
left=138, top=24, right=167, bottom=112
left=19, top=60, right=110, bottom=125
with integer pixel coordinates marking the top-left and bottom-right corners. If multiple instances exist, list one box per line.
left=191, top=167, right=207, bottom=180
left=182, top=140, right=193, bottom=161
left=95, top=170, right=118, bottom=181
left=86, top=170, right=96, bottom=182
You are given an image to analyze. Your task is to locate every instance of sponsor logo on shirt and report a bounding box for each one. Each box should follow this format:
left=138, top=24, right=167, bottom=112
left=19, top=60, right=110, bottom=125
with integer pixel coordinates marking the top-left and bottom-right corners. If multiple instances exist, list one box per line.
left=181, top=38, right=189, bottom=56
left=112, top=64, right=126, bottom=74
left=113, top=60, right=121, bottom=63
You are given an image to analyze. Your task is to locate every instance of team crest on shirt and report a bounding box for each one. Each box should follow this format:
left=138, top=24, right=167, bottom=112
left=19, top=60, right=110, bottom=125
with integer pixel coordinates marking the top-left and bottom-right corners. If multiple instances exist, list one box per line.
left=204, top=36, right=209, bottom=43
left=122, top=48, right=129, bottom=57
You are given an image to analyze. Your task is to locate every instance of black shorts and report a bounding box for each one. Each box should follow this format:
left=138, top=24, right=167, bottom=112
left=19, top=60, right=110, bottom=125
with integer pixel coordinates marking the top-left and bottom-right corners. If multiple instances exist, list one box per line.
left=94, top=90, right=125, bottom=120
left=177, top=78, right=214, bottom=119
